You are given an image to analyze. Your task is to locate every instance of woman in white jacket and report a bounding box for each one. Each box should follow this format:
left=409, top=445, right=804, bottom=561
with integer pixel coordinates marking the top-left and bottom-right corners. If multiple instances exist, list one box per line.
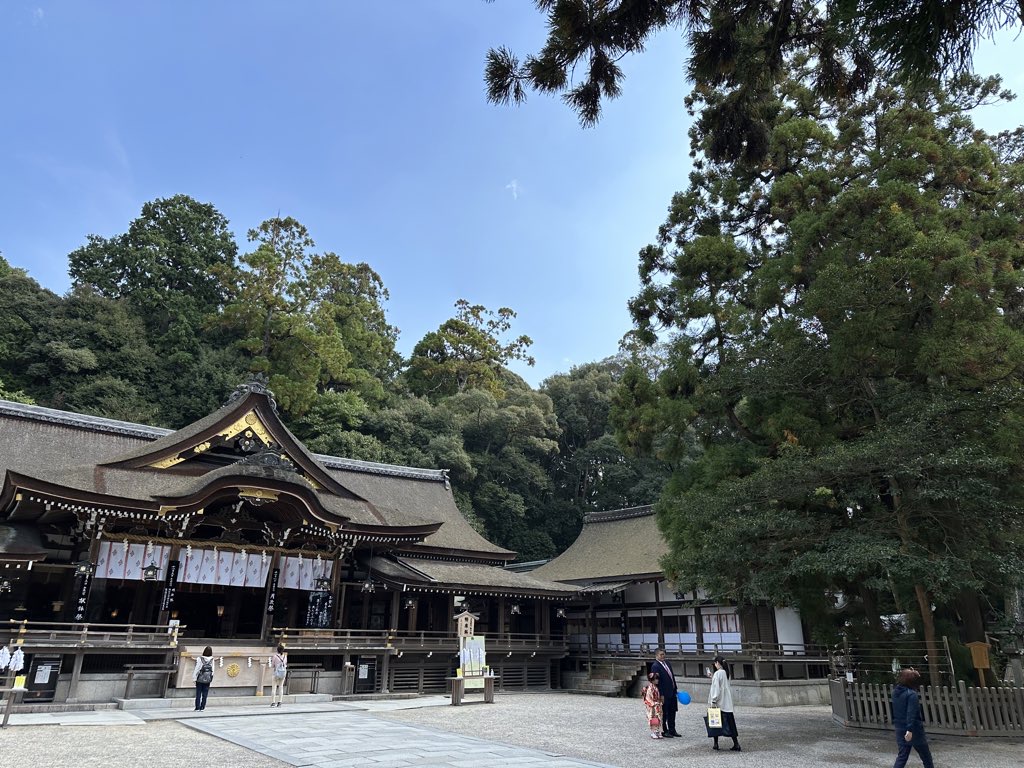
left=192, top=645, right=215, bottom=711
left=708, top=655, right=740, bottom=752
left=269, top=644, right=288, bottom=707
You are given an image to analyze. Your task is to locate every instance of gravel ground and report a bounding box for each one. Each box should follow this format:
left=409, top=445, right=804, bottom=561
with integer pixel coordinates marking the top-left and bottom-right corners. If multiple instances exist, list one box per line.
left=0, top=720, right=287, bottom=768
left=382, top=693, right=1024, bottom=768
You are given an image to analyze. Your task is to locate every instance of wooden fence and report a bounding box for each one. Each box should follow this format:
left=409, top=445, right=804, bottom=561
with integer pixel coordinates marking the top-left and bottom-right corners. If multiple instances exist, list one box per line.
left=830, top=679, right=1024, bottom=737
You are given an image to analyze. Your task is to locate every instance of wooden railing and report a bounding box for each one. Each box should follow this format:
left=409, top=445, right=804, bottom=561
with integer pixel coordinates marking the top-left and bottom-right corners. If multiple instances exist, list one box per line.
left=271, top=628, right=391, bottom=649
left=572, top=638, right=830, bottom=660
left=4, top=620, right=183, bottom=649
left=830, top=679, right=1024, bottom=737
left=273, top=628, right=568, bottom=654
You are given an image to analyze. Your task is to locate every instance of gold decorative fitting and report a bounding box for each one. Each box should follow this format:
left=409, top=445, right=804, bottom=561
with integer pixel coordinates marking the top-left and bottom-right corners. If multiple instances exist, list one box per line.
left=239, top=488, right=279, bottom=502
left=226, top=663, right=241, bottom=678
left=194, top=442, right=212, bottom=453
left=221, top=411, right=274, bottom=446
left=150, top=454, right=186, bottom=469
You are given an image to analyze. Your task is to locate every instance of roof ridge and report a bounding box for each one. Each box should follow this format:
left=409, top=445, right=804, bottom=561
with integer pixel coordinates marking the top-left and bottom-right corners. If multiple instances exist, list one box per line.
left=583, top=505, right=655, bottom=524
left=0, top=399, right=173, bottom=439
left=0, top=398, right=447, bottom=484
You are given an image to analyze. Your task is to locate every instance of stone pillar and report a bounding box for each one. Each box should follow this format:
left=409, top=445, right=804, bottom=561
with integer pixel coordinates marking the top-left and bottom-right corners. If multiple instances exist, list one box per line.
left=66, top=651, right=85, bottom=703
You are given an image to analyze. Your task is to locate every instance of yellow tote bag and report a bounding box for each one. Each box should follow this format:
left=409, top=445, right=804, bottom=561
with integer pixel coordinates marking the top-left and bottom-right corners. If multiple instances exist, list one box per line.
left=707, top=707, right=723, bottom=728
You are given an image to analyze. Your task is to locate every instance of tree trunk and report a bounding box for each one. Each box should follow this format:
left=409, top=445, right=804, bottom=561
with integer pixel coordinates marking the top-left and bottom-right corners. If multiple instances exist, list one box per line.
left=954, top=590, right=986, bottom=643
left=913, top=583, right=941, bottom=684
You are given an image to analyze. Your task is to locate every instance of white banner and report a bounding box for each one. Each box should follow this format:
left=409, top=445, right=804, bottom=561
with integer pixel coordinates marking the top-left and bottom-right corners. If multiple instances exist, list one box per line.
left=279, top=555, right=332, bottom=591
left=95, top=542, right=171, bottom=582
left=95, top=545, right=328, bottom=589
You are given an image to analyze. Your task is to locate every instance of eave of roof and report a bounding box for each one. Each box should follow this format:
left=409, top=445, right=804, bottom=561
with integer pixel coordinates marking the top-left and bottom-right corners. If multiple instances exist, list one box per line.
left=368, top=555, right=578, bottom=599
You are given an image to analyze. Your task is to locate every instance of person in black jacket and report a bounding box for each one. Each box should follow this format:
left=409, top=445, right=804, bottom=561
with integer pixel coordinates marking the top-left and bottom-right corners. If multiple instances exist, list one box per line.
left=891, top=668, right=934, bottom=768
left=651, top=648, right=681, bottom=737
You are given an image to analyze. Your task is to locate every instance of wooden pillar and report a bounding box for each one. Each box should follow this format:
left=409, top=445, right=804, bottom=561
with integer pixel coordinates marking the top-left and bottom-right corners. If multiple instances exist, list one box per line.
left=694, top=603, right=704, bottom=654
left=330, top=555, right=343, bottom=627
left=497, top=597, right=506, bottom=640
left=337, top=582, right=348, bottom=629
left=655, top=581, right=665, bottom=650
left=389, top=590, right=400, bottom=631
left=406, top=598, right=417, bottom=632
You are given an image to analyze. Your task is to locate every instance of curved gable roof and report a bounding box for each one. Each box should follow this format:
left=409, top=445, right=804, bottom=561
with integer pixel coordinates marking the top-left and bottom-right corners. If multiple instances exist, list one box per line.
left=530, top=505, right=667, bottom=584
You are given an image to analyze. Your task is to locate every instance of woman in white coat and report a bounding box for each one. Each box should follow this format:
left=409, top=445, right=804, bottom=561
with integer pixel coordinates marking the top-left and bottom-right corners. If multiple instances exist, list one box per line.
left=708, top=655, right=740, bottom=752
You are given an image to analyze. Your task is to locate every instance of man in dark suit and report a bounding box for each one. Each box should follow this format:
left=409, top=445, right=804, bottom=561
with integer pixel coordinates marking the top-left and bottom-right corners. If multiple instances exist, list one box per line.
left=651, top=648, right=681, bottom=737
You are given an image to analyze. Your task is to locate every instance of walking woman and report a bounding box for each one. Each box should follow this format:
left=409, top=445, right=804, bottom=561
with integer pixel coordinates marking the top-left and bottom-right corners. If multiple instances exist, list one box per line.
left=708, top=655, right=740, bottom=752
left=270, top=644, right=288, bottom=707
left=892, top=668, right=934, bottom=768
left=193, top=645, right=215, bottom=711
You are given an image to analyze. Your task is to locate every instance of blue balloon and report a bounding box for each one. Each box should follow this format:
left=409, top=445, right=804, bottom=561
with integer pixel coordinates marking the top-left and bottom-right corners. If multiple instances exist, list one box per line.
left=677, top=691, right=691, bottom=706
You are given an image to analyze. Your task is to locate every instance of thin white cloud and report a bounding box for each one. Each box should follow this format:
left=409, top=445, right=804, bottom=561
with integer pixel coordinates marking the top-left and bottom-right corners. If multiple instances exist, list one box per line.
left=32, top=7, right=45, bottom=24
left=505, top=179, right=521, bottom=200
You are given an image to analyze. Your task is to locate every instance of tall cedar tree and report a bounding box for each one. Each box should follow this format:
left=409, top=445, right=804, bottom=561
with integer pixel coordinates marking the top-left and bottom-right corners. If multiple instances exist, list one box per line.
left=620, top=69, right=1024, bottom=681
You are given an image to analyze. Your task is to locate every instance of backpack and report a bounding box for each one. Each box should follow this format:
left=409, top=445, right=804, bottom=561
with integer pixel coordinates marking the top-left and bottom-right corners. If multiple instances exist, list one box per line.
left=272, top=654, right=287, bottom=680
left=197, top=658, right=213, bottom=684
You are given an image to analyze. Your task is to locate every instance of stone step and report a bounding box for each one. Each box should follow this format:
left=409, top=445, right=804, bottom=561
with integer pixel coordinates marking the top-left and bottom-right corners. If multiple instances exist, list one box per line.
left=115, top=693, right=333, bottom=710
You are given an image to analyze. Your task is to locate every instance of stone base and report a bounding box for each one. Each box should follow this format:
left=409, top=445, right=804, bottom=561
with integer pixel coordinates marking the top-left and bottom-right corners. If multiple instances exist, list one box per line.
left=677, top=677, right=829, bottom=707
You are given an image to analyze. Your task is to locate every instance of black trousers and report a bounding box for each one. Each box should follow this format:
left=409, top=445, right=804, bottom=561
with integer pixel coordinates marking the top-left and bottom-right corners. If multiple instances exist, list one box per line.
left=661, top=699, right=678, bottom=734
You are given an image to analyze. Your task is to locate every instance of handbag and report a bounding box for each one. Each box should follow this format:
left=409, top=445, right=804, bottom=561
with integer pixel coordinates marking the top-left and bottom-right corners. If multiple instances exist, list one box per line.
left=707, top=707, right=722, bottom=728
left=703, top=714, right=723, bottom=738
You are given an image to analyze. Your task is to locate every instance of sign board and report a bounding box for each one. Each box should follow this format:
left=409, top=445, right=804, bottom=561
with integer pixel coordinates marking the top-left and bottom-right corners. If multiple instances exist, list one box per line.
left=358, top=663, right=369, bottom=679
left=305, top=589, right=333, bottom=629
left=459, top=635, right=487, bottom=690
left=266, top=568, right=280, bottom=614
left=160, top=559, right=180, bottom=611
left=73, top=572, right=92, bottom=622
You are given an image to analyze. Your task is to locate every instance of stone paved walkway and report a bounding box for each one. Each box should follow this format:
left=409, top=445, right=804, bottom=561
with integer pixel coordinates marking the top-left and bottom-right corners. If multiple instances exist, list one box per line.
left=183, top=709, right=618, bottom=768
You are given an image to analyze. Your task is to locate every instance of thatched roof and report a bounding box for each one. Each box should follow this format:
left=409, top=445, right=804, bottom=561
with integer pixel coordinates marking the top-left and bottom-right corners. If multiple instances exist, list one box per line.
left=530, top=506, right=667, bottom=584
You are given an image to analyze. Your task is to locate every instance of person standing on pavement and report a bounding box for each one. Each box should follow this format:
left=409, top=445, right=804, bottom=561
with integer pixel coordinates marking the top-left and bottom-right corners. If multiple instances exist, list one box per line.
left=708, top=655, right=740, bottom=752
left=193, top=645, right=215, bottom=711
left=651, top=648, right=681, bottom=737
left=642, top=671, right=665, bottom=739
left=891, top=668, right=934, bottom=768
left=269, top=644, right=288, bottom=707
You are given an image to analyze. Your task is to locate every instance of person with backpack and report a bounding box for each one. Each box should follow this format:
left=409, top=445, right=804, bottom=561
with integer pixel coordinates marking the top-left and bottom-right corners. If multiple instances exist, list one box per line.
left=192, top=645, right=215, bottom=711
left=269, top=644, right=288, bottom=707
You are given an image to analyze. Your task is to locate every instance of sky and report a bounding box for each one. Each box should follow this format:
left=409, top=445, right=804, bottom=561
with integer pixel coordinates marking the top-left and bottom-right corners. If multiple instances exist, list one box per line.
left=1, top=4, right=1021, bottom=388
left=0, top=1, right=690, bottom=387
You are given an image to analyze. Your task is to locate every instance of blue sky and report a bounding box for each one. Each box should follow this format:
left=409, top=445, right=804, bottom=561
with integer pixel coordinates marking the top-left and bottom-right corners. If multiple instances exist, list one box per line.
left=0, top=1, right=690, bottom=387
left=1, top=4, right=1021, bottom=387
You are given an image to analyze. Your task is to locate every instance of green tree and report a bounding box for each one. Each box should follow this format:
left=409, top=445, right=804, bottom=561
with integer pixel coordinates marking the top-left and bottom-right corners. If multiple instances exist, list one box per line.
left=405, top=300, right=535, bottom=399
left=66, top=195, right=244, bottom=425
left=485, top=1, right=1022, bottom=163
left=221, top=217, right=351, bottom=416
left=68, top=194, right=238, bottom=349
left=542, top=359, right=671, bottom=551
left=620, top=70, right=1024, bottom=678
